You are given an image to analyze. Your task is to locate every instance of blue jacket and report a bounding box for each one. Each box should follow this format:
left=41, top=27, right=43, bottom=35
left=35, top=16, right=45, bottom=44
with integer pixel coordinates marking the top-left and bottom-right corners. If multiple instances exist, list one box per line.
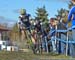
left=68, top=6, right=75, bottom=26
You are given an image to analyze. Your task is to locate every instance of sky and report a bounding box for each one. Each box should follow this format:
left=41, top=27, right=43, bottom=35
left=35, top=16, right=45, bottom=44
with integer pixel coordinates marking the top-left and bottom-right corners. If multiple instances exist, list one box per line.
left=0, top=0, right=70, bottom=26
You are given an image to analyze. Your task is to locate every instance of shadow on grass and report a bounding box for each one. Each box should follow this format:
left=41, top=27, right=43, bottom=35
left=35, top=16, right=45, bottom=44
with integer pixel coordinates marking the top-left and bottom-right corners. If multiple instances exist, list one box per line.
left=33, top=52, right=60, bottom=56
left=49, top=52, right=60, bottom=56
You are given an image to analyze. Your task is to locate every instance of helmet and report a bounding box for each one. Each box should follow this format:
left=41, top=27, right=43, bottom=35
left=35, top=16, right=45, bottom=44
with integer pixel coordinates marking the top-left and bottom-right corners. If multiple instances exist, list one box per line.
left=20, top=8, right=26, bottom=15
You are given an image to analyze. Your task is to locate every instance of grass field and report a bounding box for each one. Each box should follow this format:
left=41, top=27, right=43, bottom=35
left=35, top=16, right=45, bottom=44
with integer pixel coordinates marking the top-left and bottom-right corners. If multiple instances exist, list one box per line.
left=0, top=50, right=74, bottom=60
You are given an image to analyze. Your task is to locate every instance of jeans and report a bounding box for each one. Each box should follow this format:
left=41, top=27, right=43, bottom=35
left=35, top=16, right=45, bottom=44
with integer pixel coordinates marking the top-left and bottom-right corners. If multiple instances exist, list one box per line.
left=61, top=34, right=66, bottom=54
left=51, top=36, right=56, bottom=52
left=70, top=29, right=75, bottom=57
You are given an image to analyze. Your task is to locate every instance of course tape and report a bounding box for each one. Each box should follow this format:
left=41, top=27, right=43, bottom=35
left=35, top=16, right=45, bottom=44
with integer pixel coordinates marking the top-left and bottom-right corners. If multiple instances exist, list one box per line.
left=48, top=37, right=75, bottom=44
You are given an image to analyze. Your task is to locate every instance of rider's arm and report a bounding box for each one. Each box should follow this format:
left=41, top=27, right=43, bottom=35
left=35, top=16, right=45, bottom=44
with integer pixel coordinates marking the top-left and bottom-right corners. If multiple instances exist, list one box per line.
left=28, top=14, right=31, bottom=20
left=17, top=20, right=21, bottom=29
left=28, top=14, right=32, bottom=25
left=26, top=14, right=30, bottom=19
left=68, top=7, right=75, bottom=22
left=19, top=15, right=23, bottom=21
left=18, top=16, right=22, bottom=29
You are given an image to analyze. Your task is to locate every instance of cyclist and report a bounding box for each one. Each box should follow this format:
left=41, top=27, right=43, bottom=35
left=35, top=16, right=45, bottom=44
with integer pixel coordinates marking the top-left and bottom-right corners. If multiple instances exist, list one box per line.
left=18, top=8, right=31, bottom=33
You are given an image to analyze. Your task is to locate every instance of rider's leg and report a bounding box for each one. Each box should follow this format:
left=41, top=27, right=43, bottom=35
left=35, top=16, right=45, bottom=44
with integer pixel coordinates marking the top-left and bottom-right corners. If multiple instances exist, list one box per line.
left=19, top=28, right=22, bottom=41
left=21, top=30, right=26, bottom=41
left=23, top=29, right=27, bottom=39
left=28, top=28, right=31, bottom=33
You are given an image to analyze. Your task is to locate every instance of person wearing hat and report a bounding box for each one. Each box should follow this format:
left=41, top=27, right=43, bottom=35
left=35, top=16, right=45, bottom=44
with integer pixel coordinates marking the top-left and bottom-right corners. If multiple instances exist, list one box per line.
left=67, top=0, right=75, bottom=57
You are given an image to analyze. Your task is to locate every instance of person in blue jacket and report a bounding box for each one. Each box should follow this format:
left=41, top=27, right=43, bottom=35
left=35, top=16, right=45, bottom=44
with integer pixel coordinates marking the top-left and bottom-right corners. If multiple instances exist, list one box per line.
left=68, top=0, right=75, bottom=27
left=68, top=0, right=75, bottom=57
